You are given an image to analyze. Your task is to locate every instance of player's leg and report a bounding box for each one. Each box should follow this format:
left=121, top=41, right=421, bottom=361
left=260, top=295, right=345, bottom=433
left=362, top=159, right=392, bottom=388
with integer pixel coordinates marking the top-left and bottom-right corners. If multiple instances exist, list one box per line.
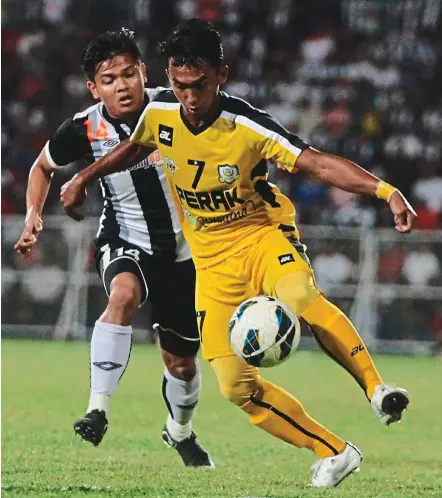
left=211, top=355, right=347, bottom=457
left=254, top=230, right=408, bottom=424
left=210, top=354, right=362, bottom=487
left=152, top=258, right=213, bottom=467
left=74, top=242, right=146, bottom=445
left=198, top=263, right=361, bottom=486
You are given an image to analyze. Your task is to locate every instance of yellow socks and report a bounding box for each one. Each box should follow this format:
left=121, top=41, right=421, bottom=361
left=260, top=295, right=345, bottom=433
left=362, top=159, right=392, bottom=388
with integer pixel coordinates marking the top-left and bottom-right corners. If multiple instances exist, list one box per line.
left=211, top=355, right=346, bottom=458
left=302, top=296, right=382, bottom=399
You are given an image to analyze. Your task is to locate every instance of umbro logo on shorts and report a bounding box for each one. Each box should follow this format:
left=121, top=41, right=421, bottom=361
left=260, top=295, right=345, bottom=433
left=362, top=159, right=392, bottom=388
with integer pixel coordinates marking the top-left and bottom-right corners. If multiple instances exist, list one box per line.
left=159, top=124, right=174, bottom=146
left=278, top=253, right=295, bottom=265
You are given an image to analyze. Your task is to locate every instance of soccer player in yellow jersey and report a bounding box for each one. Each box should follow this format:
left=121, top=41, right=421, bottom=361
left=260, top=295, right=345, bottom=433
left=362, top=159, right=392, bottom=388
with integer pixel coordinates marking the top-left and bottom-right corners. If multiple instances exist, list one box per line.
left=61, top=18, right=416, bottom=487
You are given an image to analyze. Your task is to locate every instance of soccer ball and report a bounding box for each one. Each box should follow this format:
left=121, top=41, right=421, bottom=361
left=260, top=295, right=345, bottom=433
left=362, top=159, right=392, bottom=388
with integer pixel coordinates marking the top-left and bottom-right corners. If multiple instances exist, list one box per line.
left=229, top=296, right=301, bottom=368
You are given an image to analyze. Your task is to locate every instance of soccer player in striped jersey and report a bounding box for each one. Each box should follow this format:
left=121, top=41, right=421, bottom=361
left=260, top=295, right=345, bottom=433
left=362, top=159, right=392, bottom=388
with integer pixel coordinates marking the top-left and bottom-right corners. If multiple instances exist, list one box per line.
left=60, top=19, right=416, bottom=486
left=14, top=28, right=213, bottom=468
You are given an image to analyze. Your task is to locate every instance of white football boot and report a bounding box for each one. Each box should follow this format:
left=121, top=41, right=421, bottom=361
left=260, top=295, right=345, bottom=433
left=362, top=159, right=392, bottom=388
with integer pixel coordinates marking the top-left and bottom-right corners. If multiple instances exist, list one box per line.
left=371, top=384, right=409, bottom=426
left=310, top=442, right=362, bottom=488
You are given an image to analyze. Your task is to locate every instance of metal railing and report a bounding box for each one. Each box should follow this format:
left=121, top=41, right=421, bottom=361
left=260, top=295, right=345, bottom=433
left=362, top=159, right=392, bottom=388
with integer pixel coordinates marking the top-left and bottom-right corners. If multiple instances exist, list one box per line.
left=2, top=216, right=441, bottom=354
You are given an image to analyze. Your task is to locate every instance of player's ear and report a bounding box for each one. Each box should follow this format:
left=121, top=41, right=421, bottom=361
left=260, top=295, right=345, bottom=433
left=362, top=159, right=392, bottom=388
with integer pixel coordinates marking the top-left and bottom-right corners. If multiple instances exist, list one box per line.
left=87, top=80, right=100, bottom=100
left=218, top=65, right=229, bottom=85
left=165, top=68, right=172, bottom=85
left=140, top=62, right=147, bottom=84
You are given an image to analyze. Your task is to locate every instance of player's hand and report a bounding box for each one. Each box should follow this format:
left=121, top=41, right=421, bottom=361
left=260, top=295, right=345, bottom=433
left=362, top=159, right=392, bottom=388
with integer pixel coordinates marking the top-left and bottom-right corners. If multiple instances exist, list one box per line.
left=389, top=190, right=417, bottom=233
left=14, top=206, right=43, bottom=254
left=60, top=174, right=87, bottom=221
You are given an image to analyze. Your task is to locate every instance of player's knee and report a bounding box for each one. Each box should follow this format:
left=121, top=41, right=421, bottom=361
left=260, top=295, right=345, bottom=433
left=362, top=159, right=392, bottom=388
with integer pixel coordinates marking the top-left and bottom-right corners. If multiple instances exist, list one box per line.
left=218, top=376, right=261, bottom=408
left=211, top=356, right=262, bottom=409
left=162, top=350, right=197, bottom=381
left=109, top=282, right=140, bottom=311
left=275, top=271, right=320, bottom=317
left=103, top=274, right=141, bottom=325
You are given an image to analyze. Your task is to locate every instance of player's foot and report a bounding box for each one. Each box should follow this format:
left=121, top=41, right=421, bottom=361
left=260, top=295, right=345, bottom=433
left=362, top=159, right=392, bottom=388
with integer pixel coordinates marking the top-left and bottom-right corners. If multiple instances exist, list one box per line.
left=73, top=409, right=108, bottom=446
left=310, top=442, right=362, bottom=488
left=371, top=383, right=409, bottom=426
left=162, top=426, right=215, bottom=468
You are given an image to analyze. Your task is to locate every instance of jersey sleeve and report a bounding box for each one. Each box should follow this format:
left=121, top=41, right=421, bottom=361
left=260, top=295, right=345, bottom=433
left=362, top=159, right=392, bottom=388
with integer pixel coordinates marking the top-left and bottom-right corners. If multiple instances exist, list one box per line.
left=130, top=104, right=157, bottom=147
left=240, top=111, right=310, bottom=173
left=45, top=117, right=91, bottom=167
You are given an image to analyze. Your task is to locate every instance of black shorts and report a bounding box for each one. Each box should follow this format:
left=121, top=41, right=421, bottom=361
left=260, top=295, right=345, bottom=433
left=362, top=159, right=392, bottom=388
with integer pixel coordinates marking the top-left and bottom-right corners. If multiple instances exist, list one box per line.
left=95, top=239, right=199, bottom=357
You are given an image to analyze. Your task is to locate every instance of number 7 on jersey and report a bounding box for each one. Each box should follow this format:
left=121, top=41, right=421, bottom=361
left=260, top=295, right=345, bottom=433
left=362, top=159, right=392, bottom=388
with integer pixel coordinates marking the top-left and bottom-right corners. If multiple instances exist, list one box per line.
left=188, top=159, right=206, bottom=189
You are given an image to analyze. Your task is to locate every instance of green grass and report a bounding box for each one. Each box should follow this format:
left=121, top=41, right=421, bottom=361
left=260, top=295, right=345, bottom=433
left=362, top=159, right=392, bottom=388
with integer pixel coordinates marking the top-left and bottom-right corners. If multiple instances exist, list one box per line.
left=2, top=340, right=442, bottom=497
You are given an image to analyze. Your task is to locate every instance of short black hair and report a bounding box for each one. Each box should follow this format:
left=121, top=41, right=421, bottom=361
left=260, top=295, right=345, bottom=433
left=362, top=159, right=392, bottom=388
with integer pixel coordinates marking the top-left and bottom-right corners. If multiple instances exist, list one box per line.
left=158, top=18, right=223, bottom=70
left=81, top=28, right=142, bottom=81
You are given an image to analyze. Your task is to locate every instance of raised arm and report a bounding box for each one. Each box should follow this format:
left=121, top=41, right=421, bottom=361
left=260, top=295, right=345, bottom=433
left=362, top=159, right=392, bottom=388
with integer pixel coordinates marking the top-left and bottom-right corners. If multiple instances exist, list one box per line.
left=60, top=139, right=153, bottom=220
left=14, top=148, right=54, bottom=254
left=294, top=148, right=417, bottom=233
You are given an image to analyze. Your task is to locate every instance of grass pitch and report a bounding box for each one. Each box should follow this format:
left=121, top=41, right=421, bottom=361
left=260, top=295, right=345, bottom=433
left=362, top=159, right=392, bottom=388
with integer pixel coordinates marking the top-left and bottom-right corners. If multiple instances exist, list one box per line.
left=2, top=340, right=442, bottom=497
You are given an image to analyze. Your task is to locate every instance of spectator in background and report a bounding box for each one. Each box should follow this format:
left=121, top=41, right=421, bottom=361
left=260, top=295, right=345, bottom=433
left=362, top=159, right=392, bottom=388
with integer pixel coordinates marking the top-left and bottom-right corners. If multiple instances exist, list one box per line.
left=411, top=163, right=442, bottom=214
left=291, top=173, right=327, bottom=224
left=402, top=244, right=441, bottom=286
left=14, top=242, right=67, bottom=325
left=300, top=25, right=335, bottom=63
left=297, top=97, right=321, bottom=139
left=412, top=199, right=441, bottom=230
left=379, top=299, right=429, bottom=342
left=1, top=0, right=441, bottom=234
left=312, top=242, right=355, bottom=293
left=321, top=188, right=376, bottom=227
left=265, top=96, right=298, bottom=129
left=378, top=243, right=406, bottom=284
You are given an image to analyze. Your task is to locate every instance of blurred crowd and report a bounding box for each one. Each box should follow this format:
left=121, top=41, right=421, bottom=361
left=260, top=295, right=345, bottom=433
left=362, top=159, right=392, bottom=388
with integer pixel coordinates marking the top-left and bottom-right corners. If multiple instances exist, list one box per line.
left=2, top=0, right=442, bottom=349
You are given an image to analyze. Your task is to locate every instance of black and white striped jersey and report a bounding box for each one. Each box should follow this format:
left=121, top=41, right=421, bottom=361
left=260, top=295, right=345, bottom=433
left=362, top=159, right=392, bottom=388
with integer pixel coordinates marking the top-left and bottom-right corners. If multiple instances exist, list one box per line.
left=45, top=88, right=190, bottom=262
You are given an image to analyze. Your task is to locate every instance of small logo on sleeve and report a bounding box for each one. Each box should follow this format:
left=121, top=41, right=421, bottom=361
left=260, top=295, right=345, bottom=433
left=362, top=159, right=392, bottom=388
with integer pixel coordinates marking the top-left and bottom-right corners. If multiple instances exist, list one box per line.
left=159, top=124, right=174, bottom=146
left=103, top=139, right=119, bottom=148
left=278, top=254, right=295, bottom=265
left=164, top=156, right=177, bottom=174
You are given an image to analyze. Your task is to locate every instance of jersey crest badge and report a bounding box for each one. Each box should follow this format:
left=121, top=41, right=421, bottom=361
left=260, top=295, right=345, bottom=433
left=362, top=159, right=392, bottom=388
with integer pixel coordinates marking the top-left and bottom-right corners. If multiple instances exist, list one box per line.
left=218, top=164, right=239, bottom=184
left=164, top=156, right=177, bottom=174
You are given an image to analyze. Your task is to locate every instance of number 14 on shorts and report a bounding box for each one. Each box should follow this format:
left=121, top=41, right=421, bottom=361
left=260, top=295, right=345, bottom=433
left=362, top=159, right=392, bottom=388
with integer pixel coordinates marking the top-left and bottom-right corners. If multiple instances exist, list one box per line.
left=115, top=247, right=140, bottom=261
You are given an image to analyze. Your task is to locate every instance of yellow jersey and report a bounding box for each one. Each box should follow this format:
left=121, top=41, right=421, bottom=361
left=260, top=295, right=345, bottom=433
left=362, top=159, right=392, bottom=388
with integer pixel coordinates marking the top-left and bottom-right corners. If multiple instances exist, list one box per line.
left=130, top=90, right=309, bottom=269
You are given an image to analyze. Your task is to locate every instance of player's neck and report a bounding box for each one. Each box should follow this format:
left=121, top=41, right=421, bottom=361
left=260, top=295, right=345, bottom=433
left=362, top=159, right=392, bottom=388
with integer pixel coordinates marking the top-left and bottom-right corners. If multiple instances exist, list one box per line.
left=104, top=106, right=142, bottom=127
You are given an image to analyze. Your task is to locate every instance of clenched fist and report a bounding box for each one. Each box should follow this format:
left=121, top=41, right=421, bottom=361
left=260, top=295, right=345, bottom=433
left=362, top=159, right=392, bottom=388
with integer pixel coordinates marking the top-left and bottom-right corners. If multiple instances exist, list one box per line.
left=60, top=174, right=87, bottom=221
left=14, top=207, right=43, bottom=254
left=389, top=191, right=417, bottom=233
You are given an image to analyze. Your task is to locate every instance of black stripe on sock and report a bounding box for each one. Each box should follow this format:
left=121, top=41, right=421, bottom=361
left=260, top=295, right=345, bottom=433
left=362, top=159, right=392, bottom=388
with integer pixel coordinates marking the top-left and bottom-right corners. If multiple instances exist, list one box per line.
left=305, top=320, right=369, bottom=401
left=117, top=337, right=132, bottom=385
left=249, top=394, right=339, bottom=456
left=162, top=376, right=174, bottom=418
left=177, top=400, right=199, bottom=410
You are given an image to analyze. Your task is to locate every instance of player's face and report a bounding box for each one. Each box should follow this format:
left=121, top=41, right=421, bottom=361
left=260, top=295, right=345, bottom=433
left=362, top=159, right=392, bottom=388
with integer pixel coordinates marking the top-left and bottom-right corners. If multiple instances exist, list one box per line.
left=167, top=60, right=228, bottom=124
left=87, top=54, right=147, bottom=120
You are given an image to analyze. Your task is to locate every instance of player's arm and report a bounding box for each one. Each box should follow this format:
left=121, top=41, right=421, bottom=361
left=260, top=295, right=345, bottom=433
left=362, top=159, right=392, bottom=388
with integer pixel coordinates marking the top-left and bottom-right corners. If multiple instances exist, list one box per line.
left=248, top=110, right=416, bottom=234
left=14, top=117, right=91, bottom=253
left=60, top=139, right=152, bottom=220
left=14, top=148, right=54, bottom=254
left=295, top=148, right=416, bottom=233
left=60, top=106, right=156, bottom=220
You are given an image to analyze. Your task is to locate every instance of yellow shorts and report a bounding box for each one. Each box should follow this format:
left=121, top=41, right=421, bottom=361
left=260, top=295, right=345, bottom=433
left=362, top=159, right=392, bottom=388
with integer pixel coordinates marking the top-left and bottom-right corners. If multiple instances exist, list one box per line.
left=196, top=227, right=315, bottom=360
